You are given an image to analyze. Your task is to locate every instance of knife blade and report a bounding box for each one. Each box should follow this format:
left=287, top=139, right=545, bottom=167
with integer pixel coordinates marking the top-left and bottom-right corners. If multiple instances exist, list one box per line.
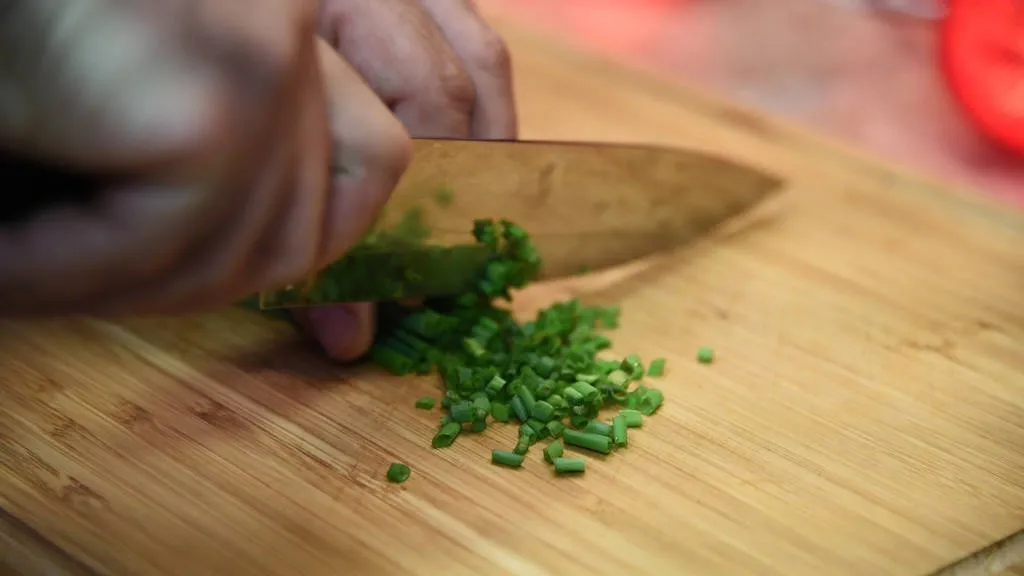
left=258, top=138, right=783, bottom=308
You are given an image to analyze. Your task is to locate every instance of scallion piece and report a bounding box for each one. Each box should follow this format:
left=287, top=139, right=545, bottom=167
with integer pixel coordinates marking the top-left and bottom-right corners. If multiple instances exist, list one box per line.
left=516, top=386, right=537, bottom=414
left=492, top=450, right=525, bottom=468
left=431, top=421, right=461, bottom=449
left=562, top=429, right=612, bottom=454
left=611, top=415, right=628, bottom=447
left=386, top=462, right=411, bottom=483
left=648, top=358, right=666, bottom=377
left=553, top=458, right=586, bottom=475
left=449, top=401, right=475, bottom=423
left=543, top=439, right=564, bottom=464
left=618, top=409, right=644, bottom=428
left=531, top=400, right=555, bottom=422
left=638, top=388, right=664, bottom=416
left=546, top=420, right=565, bottom=438
left=510, top=396, right=529, bottom=422
left=490, top=402, right=510, bottom=422
left=584, top=420, right=612, bottom=437
left=415, top=397, right=436, bottom=410
left=697, top=346, right=714, bottom=364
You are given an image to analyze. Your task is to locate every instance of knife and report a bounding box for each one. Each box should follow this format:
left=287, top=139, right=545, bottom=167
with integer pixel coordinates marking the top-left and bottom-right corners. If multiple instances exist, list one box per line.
left=258, top=138, right=783, bottom=309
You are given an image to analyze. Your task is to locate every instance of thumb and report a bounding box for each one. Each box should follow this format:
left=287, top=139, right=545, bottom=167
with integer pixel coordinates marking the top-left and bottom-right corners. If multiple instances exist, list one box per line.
left=0, top=0, right=224, bottom=172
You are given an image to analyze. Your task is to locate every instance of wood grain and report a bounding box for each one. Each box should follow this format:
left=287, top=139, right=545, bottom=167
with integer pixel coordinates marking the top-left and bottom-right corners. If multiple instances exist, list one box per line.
left=2, top=17, right=1024, bottom=576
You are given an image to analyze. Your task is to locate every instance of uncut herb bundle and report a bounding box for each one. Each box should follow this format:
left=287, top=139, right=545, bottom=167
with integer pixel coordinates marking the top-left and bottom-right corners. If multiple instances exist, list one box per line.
left=369, top=218, right=666, bottom=474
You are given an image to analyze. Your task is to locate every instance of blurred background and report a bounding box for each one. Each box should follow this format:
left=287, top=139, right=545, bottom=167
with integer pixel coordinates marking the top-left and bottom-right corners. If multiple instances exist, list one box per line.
left=479, top=0, right=1024, bottom=207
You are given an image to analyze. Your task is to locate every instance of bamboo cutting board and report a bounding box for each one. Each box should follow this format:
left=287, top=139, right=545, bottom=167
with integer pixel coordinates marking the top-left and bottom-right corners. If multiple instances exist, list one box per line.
left=1, top=19, right=1024, bottom=576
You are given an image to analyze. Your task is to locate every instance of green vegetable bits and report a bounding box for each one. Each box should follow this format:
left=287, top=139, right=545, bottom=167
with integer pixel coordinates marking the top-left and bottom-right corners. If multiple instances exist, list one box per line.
left=368, top=218, right=667, bottom=479
left=386, top=462, right=411, bottom=484
left=697, top=347, right=714, bottom=364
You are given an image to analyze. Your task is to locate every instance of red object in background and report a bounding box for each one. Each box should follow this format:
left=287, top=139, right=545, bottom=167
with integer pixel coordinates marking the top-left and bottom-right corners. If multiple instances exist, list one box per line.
left=941, top=0, right=1024, bottom=155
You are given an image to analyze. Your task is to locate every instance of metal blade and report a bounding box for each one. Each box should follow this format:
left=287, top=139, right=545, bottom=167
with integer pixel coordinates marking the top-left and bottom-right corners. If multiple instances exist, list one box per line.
left=259, top=138, right=783, bottom=308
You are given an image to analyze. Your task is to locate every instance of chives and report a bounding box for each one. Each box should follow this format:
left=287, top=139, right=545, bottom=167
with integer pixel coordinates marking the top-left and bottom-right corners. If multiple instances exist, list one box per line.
left=611, top=415, right=628, bottom=448
left=697, top=347, right=714, bottom=364
left=562, top=429, right=612, bottom=455
left=431, top=421, right=461, bottom=448
left=543, top=440, right=564, bottom=464
left=492, top=450, right=525, bottom=468
left=553, top=458, right=586, bottom=475
left=618, top=409, right=644, bottom=428
left=386, top=462, right=411, bottom=483
left=648, top=358, right=666, bottom=377
left=352, top=218, right=673, bottom=482
left=584, top=420, right=612, bottom=437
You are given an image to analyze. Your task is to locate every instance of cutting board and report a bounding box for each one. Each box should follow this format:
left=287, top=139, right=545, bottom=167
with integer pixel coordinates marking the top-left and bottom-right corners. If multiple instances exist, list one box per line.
left=2, top=18, right=1023, bottom=576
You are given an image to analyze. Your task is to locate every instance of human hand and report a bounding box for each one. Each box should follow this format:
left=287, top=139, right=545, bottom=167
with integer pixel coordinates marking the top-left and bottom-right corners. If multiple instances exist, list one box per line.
left=0, top=2, right=410, bottom=337
left=296, top=0, right=518, bottom=360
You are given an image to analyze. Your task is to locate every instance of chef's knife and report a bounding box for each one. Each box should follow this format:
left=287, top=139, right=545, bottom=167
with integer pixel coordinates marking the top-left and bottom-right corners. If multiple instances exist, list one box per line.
left=258, top=138, right=783, bottom=309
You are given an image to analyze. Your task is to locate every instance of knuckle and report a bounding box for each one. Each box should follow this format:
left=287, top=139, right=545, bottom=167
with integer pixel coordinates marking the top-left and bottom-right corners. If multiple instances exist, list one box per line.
left=438, top=61, right=477, bottom=110
left=362, top=118, right=413, bottom=184
left=470, top=32, right=512, bottom=76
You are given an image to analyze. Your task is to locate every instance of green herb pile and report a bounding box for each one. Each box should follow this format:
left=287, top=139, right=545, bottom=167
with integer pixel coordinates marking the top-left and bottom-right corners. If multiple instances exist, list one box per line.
left=370, top=218, right=667, bottom=477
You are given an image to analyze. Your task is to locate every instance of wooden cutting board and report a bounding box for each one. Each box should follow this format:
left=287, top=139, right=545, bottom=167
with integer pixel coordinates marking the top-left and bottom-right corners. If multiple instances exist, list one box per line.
left=2, top=18, right=1023, bottom=576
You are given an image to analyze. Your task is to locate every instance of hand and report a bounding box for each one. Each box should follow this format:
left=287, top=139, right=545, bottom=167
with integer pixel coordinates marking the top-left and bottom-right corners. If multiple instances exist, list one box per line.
left=0, top=2, right=410, bottom=327
left=298, top=0, right=518, bottom=360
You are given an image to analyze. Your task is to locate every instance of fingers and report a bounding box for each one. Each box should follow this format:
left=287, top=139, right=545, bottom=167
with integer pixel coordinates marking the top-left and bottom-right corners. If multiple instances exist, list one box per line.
left=0, top=0, right=229, bottom=173
left=288, top=39, right=412, bottom=361
left=75, top=19, right=333, bottom=315
left=318, top=0, right=476, bottom=137
left=293, top=302, right=376, bottom=361
left=416, top=0, right=518, bottom=139
left=313, top=37, right=411, bottom=267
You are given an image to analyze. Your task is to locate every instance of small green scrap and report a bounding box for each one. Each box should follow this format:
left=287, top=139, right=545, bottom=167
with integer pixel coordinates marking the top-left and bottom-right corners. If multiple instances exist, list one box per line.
left=434, top=186, right=454, bottom=207
left=647, top=358, right=666, bottom=377
left=414, top=397, right=436, bottom=410
left=697, top=347, right=714, bottom=364
left=543, top=439, right=564, bottom=464
left=386, top=462, right=411, bottom=483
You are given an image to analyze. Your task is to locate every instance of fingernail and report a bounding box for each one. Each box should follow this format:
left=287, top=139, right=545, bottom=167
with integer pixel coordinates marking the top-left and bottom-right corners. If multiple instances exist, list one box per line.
left=307, top=305, right=360, bottom=361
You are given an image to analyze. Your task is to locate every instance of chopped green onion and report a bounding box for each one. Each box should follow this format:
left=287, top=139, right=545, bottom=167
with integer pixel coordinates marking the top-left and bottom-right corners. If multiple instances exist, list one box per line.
left=449, top=401, right=475, bottom=423
left=531, top=400, right=555, bottom=422
left=618, top=409, right=644, bottom=428
left=492, top=450, right=525, bottom=468
left=546, top=420, right=565, bottom=438
left=386, top=462, right=411, bottom=483
left=431, top=421, right=461, bottom=448
left=697, top=347, right=714, bottom=364
left=490, top=402, right=510, bottom=422
left=331, top=217, right=670, bottom=479
left=510, top=396, right=529, bottom=422
left=584, top=420, right=612, bottom=437
left=611, top=415, right=628, bottom=448
left=648, top=358, right=666, bottom=377
left=553, top=458, right=586, bottom=475
left=638, top=388, right=664, bottom=416
left=513, top=438, right=531, bottom=455
left=434, top=186, right=454, bottom=207
left=543, top=439, right=564, bottom=464
left=516, top=386, right=537, bottom=415
left=562, top=429, right=612, bottom=454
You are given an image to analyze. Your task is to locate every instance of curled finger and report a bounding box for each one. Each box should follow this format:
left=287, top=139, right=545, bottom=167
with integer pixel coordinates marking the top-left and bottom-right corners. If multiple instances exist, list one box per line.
left=290, top=41, right=411, bottom=361
left=318, top=0, right=476, bottom=137
left=417, top=0, right=518, bottom=139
